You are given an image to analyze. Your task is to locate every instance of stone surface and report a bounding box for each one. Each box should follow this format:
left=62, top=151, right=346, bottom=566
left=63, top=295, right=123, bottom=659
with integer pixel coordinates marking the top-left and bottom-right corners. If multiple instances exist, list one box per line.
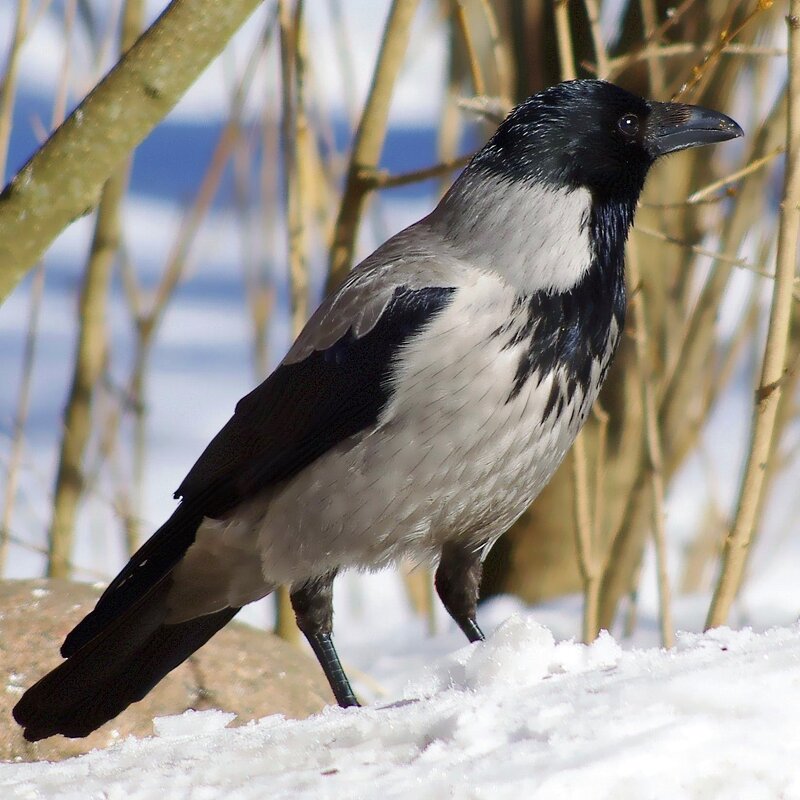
left=0, top=579, right=333, bottom=762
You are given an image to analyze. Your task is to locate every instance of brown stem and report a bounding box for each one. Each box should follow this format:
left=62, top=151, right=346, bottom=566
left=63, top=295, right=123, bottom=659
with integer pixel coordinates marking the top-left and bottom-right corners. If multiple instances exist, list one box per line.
left=0, top=0, right=30, bottom=181
left=327, top=0, right=421, bottom=291
left=0, top=264, right=45, bottom=572
left=706, top=5, right=800, bottom=629
left=0, top=0, right=263, bottom=300
left=49, top=0, right=144, bottom=577
left=553, top=0, right=576, bottom=81
left=628, top=246, right=673, bottom=647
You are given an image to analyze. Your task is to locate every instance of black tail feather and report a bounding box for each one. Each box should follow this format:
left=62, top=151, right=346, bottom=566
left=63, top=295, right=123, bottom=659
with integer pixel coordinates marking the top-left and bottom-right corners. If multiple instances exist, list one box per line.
left=61, top=503, right=204, bottom=658
left=13, top=578, right=239, bottom=741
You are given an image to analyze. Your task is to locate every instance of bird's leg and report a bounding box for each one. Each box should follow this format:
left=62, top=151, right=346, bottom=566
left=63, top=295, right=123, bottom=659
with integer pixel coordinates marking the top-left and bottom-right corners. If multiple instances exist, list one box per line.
left=435, top=541, right=485, bottom=643
left=290, top=572, right=360, bottom=708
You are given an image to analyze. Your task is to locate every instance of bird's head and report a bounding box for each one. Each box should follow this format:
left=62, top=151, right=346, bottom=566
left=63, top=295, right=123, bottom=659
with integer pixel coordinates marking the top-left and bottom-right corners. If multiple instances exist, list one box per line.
left=475, top=79, right=743, bottom=201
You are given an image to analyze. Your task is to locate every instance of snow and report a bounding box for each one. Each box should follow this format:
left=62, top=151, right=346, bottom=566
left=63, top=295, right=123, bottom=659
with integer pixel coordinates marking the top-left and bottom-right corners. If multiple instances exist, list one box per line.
left=3, top=616, right=800, bottom=799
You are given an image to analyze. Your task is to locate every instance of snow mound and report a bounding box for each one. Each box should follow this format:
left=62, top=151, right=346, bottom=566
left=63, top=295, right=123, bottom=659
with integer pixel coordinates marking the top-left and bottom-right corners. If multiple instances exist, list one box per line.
left=3, top=618, right=800, bottom=799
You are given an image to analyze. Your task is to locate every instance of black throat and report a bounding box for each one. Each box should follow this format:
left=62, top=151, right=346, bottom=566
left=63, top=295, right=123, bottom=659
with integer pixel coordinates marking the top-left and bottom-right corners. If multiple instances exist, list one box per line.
left=501, top=192, right=634, bottom=413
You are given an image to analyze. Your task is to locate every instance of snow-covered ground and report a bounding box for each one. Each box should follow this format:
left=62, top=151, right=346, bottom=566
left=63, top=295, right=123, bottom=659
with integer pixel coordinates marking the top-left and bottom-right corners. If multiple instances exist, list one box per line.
left=3, top=615, right=800, bottom=799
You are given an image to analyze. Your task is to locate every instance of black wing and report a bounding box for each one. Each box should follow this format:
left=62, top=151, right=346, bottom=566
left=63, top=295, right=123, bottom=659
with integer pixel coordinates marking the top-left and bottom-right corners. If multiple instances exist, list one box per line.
left=62, top=285, right=455, bottom=655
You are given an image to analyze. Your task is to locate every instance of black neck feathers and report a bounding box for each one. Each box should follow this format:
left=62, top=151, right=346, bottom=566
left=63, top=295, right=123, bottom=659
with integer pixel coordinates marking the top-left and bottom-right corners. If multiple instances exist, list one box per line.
left=501, top=194, right=633, bottom=411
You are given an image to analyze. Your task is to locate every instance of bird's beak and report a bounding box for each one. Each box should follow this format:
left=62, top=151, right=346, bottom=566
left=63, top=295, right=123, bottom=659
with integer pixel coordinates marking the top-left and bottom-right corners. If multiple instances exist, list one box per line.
left=646, top=101, right=743, bottom=157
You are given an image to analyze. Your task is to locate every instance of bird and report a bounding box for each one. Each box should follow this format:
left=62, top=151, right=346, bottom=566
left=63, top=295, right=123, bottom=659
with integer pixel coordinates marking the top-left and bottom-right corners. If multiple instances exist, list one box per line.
left=14, top=79, right=742, bottom=741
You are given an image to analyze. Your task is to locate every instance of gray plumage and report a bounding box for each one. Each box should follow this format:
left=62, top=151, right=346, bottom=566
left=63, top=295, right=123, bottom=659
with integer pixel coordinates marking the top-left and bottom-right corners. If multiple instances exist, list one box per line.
left=14, top=79, right=743, bottom=741
left=169, top=176, right=601, bottom=619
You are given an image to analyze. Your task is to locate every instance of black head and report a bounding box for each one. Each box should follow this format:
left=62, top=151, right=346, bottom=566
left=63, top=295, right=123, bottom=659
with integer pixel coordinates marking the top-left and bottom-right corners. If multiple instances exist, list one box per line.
left=474, top=80, right=743, bottom=201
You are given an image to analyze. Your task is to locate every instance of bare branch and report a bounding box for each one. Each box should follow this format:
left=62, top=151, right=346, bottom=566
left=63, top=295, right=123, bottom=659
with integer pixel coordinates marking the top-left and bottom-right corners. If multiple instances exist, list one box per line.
left=0, top=0, right=30, bottom=181
left=553, top=0, right=576, bottom=81
left=706, top=4, right=800, bottom=629
left=0, top=0, right=263, bottom=301
left=48, top=0, right=144, bottom=578
left=327, top=0, right=421, bottom=291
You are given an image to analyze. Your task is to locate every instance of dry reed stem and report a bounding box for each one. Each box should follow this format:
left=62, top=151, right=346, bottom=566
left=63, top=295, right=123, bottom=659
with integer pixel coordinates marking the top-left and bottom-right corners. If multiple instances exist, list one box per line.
left=122, top=77, right=254, bottom=550
left=280, top=0, right=310, bottom=335
left=0, top=0, right=30, bottom=181
left=327, top=0, right=421, bottom=291
left=233, top=10, right=279, bottom=380
left=686, top=145, right=784, bottom=203
left=674, top=1, right=774, bottom=100
left=639, top=0, right=666, bottom=95
left=49, top=0, right=143, bottom=578
left=454, top=1, right=485, bottom=96
left=28, top=0, right=82, bottom=576
left=571, top=435, right=600, bottom=642
left=457, top=94, right=510, bottom=124
left=628, top=246, right=674, bottom=647
left=568, top=3, right=779, bottom=632
left=599, top=0, right=700, bottom=80
left=0, top=265, right=45, bottom=572
left=593, top=42, right=787, bottom=78
left=2, top=522, right=109, bottom=581
left=553, top=0, right=602, bottom=640
left=583, top=0, right=609, bottom=79
left=328, top=0, right=360, bottom=125
left=635, top=225, right=775, bottom=280
left=275, top=0, right=309, bottom=645
left=657, top=90, right=788, bottom=455
left=473, top=0, right=512, bottom=103
left=49, top=170, right=129, bottom=575
left=437, top=27, right=468, bottom=199
left=0, top=0, right=263, bottom=300
left=562, top=0, right=616, bottom=644
left=706, top=5, right=800, bottom=628
left=360, top=154, right=473, bottom=190
left=553, top=1, right=576, bottom=81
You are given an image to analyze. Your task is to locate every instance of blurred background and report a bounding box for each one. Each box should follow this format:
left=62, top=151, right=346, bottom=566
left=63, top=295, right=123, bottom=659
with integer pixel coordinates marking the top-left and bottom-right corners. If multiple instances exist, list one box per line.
left=0, top=0, right=795, bottom=694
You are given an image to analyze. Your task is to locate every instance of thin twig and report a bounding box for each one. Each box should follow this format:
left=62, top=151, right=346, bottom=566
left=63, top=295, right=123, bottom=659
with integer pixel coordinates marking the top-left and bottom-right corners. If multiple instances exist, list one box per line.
left=0, top=0, right=30, bottom=181
left=49, top=0, right=142, bottom=577
left=327, top=0, right=421, bottom=291
left=2, top=525, right=109, bottom=581
left=673, top=0, right=775, bottom=99
left=274, top=0, right=309, bottom=645
left=639, top=0, right=665, bottom=95
left=628, top=246, right=674, bottom=648
left=553, top=0, right=601, bottom=641
left=473, top=0, right=513, bottom=104
left=280, top=0, right=310, bottom=334
left=328, top=0, right=360, bottom=125
left=553, top=0, right=576, bottom=81
left=454, top=1, right=485, bottom=96
left=591, top=403, right=609, bottom=565
left=0, top=0, right=264, bottom=299
left=635, top=224, right=777, bottom=281
left=122, top=39, right=264, bottom=549
left=457, top=94, right=510, bottom=125
left=600, top=0, right=700, bottom=80
left=686, top=146, right=784, bottom=203
left=593, top=42, right=788, bottom=79
left=571, top=435, right=600, bottom=643
left=583, top=0, right=609, bottom=79
left=360, top=154, right=473, bottom=190
left=0, top=265, right=45, bottom=572
left=706, top=5, right=800, bottom=629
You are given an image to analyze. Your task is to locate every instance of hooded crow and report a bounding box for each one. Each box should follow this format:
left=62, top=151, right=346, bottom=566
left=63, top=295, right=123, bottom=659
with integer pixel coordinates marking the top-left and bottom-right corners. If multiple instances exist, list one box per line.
left=14, top=79, right=742, bottom=741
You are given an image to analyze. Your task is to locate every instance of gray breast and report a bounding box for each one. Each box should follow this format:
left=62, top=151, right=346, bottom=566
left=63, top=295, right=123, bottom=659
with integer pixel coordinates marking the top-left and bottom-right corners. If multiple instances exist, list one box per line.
left=225, top=273, right=616, bottom=586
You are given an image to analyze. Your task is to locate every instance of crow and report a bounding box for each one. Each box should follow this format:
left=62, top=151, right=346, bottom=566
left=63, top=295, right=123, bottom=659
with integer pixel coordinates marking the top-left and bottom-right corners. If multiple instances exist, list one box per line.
left=14, top=79, right=742, bottom=741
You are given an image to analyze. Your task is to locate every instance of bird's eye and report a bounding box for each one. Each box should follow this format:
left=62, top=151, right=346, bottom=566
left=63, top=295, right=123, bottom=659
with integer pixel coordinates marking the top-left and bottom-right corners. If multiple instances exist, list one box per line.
left=618, top=113, right=639, bottom=138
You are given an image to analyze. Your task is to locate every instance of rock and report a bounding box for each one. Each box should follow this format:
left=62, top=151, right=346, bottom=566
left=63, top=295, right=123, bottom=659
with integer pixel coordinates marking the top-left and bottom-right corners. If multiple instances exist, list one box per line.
left=0, top=579, right=334, bottom=762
